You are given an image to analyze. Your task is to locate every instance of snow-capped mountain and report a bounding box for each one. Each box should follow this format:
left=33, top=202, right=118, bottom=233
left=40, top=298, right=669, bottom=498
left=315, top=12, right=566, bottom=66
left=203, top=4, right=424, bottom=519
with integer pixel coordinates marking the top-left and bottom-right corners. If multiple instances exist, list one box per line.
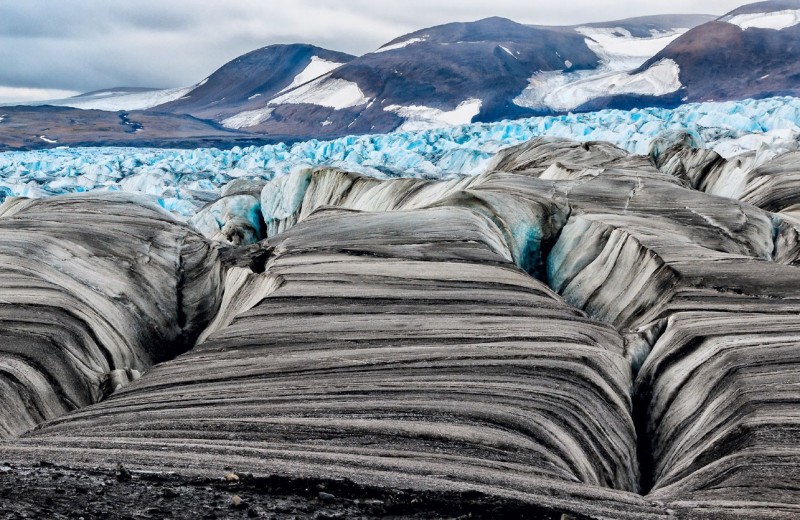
left=632, top=0, right=800, bottom=105
left=2, top=4, right=798, bottom=149
left=155, top=44, right=356, bottom=123
left=1, top=14, right=709, bottom=149
left=214, top=15, right=712, bottom=138
left=24, top=45, right=356, bottom=118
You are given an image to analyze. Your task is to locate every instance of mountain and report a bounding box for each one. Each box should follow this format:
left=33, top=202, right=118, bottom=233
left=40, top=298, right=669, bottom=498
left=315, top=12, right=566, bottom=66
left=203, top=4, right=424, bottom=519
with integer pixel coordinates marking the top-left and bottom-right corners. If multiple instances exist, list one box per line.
left=633, top=0, right=800, bottom=104
left=213, top=15, right=711, bottom=138
left=2, top=6, right=794, bottom=149
left=24, top=44, right=356, bottom=117
left=155, top=44, right=356, bottom=122
left=510, top=16, right=712, bottom=113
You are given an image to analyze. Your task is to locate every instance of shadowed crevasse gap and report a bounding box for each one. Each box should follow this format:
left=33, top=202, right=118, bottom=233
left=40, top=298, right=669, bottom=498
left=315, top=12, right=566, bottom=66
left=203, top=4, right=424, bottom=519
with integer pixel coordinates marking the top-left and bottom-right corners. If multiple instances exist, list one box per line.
left=0, top=193, right=224, bottom=438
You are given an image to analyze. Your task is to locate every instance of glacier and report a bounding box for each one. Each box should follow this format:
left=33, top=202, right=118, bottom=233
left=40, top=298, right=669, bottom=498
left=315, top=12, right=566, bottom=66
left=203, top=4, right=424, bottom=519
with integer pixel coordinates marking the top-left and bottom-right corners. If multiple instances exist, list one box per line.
left=3, top=96, right=800, bottom=217
left=515, top=26, right=687, bottom=112
left=515, top=58, right=682, bottom=113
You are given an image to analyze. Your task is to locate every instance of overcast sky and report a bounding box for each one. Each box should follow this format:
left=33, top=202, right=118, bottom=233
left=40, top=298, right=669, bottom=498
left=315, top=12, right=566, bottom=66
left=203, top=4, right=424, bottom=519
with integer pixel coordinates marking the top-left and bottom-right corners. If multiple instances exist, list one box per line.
left=0, top=0, right=747, bottom=103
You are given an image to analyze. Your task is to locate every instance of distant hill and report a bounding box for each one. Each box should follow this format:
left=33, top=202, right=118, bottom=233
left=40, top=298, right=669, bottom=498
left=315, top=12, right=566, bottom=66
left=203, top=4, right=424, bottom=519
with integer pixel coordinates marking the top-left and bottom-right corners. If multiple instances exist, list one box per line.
left=203, top=14, right=710, bottom=139
left=5, top=5, right=796, bottom=149
left=155, top=44, right=356, bottom=122
left=634, top=0, right=800, bottom=104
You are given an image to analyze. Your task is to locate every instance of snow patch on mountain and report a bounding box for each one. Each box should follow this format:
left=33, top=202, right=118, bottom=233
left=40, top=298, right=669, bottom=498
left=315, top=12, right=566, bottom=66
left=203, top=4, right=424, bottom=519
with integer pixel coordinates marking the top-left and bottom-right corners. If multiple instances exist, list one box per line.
left=4, top=96, right=800, bottom=216
left=514, top=27, right=686, bottom=111
left=384, top=99, right=483, bottom=131
left=722, top=9, right=800, bottom=30
left=375, top=36, right=428, bottom=53
left=277, top=56, right=346, bottom=94
left=221, top=108, right=275, bottom=129
left=499, top=45, right=516, bottom=58
left=269, top=75, right=369, bottom=110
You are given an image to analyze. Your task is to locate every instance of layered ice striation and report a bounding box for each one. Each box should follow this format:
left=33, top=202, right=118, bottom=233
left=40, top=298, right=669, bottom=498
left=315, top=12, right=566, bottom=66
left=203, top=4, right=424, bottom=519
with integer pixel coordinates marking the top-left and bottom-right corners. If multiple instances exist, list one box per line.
left=3, top=96, right=800, bottom=216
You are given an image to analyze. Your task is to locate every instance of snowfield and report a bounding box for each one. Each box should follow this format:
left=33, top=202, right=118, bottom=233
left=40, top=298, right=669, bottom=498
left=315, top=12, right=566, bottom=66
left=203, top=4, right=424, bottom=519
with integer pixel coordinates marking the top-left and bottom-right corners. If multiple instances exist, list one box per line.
left=384, top=99, right=483, bottom=131
left=3, top=96, right=800, bottom=216
left=221, top=107, right=275, bottom=129
left=576, top=27, right=686, bottom=70
left=516, top=59, right=681, bottom=112
left=277, top=56, right=346, bottom=94
left=515, top=27, right=686, bottom=111
left=269, top=75, right=369, bottom=110
left=722, top=9, right=800, bottom=30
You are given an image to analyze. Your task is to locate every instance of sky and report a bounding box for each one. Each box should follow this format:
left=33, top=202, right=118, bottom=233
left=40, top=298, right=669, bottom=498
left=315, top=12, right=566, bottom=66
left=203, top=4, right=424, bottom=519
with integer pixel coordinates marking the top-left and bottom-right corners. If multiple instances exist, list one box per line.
left=0, top=0, right=747, bottom=103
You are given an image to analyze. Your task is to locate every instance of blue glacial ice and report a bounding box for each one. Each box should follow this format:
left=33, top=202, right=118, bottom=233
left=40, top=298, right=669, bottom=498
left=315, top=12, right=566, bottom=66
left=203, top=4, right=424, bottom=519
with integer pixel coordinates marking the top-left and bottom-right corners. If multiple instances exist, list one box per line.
left=2, top=96, right=800, bottom=217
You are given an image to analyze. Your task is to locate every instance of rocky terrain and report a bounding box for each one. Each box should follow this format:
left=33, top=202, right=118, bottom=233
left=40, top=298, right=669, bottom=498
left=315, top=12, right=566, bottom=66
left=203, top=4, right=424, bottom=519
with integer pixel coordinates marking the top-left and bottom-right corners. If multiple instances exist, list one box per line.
left=1, top=132, right=799, bottom=518
left=1, top=462, right=550, bottom=520
left=0, top=105, right=273, bottom=152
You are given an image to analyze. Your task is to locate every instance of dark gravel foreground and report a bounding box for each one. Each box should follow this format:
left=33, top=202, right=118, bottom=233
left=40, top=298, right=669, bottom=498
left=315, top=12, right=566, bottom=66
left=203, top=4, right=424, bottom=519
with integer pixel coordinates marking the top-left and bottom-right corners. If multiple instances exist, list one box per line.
left=0, top=463, right=565, bottom=520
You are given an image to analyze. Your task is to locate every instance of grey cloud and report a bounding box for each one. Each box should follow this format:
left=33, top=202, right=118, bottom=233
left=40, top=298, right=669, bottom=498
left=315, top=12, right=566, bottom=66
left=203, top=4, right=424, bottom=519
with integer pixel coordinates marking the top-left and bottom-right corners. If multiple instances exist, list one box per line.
left=0, top=0, right=747, bottom=95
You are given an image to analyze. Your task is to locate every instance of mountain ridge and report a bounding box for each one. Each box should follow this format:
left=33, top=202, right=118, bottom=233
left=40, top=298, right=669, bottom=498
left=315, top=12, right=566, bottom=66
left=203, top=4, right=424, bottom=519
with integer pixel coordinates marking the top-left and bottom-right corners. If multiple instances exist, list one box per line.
left=0, top=4, right=795, bottom=149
